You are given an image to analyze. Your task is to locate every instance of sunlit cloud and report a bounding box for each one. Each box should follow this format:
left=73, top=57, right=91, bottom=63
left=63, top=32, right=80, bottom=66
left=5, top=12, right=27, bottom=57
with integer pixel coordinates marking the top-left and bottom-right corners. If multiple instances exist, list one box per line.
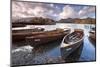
left=59, top=5, right=79, bottom=19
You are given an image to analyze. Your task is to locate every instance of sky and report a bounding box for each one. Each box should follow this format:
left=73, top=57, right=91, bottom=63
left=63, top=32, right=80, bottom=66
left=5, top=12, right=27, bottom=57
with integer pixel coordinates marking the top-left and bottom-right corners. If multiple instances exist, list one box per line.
left=12, top=1, right=96, bottom=21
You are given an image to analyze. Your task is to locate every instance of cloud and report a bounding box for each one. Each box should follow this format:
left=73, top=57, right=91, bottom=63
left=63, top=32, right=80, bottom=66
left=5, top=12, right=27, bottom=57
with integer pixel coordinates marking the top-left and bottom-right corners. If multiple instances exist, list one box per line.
left=12, top=1, right=96, bottom=21
left=59, top=5, right=95, bottom=19
left=59, top=5, right=78, bottom=19
left=78, top=6, right=95, bottom=18
left=12, top=1, right=34, bottom=20
left=12, top=1, right=60, bottom=20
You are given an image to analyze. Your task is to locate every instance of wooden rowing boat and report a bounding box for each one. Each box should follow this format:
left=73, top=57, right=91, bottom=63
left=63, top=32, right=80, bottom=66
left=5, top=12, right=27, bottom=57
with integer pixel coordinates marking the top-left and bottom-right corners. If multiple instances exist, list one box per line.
left=12, top=27, right=44, bottom=42
left=12, top=23, right=26, bottom=28
left=25, top=28, right=70, bottom=46
left=89, top=27, right=96, bottom=46
left=12, top=27, right=44, bottom=33
left=60, top=29, right=84, bottom=60
left=88, top=26, right=96, bottom=46
left=89, top=31, right=96, bottom=41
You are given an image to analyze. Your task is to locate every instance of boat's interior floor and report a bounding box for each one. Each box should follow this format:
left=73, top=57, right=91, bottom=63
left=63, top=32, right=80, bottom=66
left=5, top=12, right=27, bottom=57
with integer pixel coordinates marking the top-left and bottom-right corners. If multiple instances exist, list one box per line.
left=64, top=32, right=83, bottom=44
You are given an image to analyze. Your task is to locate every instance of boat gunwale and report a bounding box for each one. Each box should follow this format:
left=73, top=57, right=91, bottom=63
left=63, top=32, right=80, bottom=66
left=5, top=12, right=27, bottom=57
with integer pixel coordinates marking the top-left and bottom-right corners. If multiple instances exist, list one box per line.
left=60, top=31, right=84, bottom=48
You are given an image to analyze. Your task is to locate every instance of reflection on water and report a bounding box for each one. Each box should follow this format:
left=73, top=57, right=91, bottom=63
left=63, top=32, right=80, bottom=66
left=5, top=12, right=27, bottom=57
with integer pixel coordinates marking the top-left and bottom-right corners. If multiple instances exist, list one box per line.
left=12, top=23, right=96, bottom=66
left=79, top=36, right=96, bottom=61
left=32, top=40, right=61, bottom=57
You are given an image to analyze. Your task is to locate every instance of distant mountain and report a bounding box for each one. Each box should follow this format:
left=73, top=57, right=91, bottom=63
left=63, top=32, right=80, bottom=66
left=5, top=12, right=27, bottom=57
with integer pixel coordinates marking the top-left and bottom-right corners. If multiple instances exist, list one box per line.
left=12, top=17, right=56, bottom=25
left=57, top=17, right=96, bottom=24
left=58, top=18, right=74, bottom=23
left=74, top=18, right=96, bottom=24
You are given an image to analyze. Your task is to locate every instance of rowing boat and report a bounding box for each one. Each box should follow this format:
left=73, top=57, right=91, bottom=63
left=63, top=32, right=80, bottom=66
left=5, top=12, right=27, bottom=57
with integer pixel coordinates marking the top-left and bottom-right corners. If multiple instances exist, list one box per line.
left=25, top=28, right=70, bottom=46
left=12, top=27, right=44, bottom=42
left=89, top=27, right=96, bottom=46
left=60, top=29, right=84, bottom=60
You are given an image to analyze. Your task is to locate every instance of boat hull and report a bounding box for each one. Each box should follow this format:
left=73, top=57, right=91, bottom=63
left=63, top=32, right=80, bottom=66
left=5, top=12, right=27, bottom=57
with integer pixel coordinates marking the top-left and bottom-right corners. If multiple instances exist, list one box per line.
left=12, top=28, right=44, bottom=42
left=25, top=29, right=70, bottom=46
left=12, top=28, right=44, bottom=33
left=26, top=33, right=67, bottom=46
left=89, top=31, right=96, bottom=46
left=60, top=39, right=83, bottom=60
left=89, top=32, right=96, bottom=42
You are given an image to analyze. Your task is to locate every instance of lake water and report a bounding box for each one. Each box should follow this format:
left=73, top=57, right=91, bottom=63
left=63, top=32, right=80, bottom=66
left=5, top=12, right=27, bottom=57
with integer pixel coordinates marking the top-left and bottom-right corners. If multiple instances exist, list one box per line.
left=12, top=23, right=96, bottom=66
